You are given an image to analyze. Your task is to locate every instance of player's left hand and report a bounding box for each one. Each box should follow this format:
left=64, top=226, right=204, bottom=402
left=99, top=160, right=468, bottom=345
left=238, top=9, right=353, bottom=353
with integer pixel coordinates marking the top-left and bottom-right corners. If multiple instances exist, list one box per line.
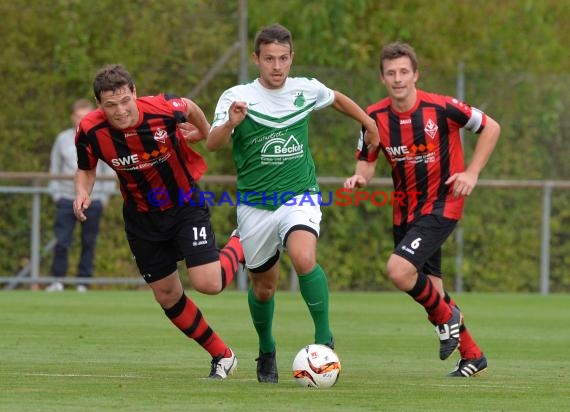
left=445, top=171, right=478, bottom=197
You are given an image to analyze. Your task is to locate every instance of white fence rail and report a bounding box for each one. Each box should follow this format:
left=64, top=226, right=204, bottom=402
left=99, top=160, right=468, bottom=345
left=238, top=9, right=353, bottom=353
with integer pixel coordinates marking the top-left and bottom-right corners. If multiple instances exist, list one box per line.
left=1, top=172, right=569, bottom=293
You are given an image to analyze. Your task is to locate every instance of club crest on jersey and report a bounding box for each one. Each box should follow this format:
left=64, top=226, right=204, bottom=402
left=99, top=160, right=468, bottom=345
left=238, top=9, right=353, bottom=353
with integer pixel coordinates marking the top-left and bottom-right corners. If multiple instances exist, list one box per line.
left=293, top=92, right=306, bottom=108
left=424, top=119, right=438, bottom=139
left=153, top=128, right=167, bottom=144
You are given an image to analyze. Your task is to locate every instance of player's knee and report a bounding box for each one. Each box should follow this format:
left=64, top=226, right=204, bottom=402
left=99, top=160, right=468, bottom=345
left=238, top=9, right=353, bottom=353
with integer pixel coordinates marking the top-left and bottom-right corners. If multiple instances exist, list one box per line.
left=153, top=287, right=183, bottom=308
left=386, top=255, right=414, bottom=287
left=255, top=288, right=275, bottom=302
left=192, top=277, right=222, bottom=295
left=291, top=254, right=316, bottom=275
left=252, top=282, right=276, bottom=302
left=187, top=263, right=223, bottom=295
left=387, top=272, right=407, bottom=289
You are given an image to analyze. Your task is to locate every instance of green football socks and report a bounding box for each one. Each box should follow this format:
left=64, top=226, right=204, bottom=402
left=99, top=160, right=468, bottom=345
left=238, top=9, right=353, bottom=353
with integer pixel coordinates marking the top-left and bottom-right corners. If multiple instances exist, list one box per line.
left=298, top=264, right=332, bottom=344
left=248, top=287, right=276, bottom=354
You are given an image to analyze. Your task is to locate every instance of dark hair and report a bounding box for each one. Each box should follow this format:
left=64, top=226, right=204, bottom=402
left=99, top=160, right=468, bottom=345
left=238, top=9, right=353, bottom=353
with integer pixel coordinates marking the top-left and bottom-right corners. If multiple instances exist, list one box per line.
left=253, top=23, right=292, bottom=55
left=92, top=64, right=135, bottom=102
left=379, top=42, right=418, bottom=74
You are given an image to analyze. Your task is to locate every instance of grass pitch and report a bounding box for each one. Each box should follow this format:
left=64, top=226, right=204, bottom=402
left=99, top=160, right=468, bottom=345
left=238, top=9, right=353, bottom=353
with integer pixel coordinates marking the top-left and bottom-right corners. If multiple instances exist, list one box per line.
left=1, top=291, right=568, bottom=411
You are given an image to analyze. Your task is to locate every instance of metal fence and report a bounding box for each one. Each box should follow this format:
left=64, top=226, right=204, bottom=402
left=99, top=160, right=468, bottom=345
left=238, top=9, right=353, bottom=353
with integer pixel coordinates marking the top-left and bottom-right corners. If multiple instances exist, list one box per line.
left=1, top=172, right=569, bottom=293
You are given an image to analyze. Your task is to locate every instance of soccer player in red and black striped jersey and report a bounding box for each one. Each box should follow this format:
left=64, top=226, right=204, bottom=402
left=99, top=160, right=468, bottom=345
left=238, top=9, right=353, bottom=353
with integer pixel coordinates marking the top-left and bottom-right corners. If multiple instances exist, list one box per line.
left=73, top=64, right=244, bottom=379
left=345, top=43, right=501, bottom=377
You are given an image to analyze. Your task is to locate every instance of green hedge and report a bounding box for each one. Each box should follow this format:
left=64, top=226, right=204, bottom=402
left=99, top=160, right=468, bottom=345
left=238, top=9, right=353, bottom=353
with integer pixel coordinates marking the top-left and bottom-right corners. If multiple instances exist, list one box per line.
left=1, top=0, right=569, bottom=291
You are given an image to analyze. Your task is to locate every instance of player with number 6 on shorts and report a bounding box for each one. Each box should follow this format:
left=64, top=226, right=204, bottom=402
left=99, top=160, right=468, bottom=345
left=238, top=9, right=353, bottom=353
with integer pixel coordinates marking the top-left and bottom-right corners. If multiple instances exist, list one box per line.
left=344, top=42, right=501, bottom=377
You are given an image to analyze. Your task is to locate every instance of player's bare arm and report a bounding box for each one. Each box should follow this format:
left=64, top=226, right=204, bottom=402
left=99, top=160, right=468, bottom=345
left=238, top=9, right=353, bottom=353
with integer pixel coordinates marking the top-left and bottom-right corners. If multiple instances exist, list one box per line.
left=73, top=168, right=97, bottom=221
left=180, top=98, right=210, bottom=143
left=445, top=116, right=501, bottom=197
left=344, top=160, right=377, bottom=190
left=206, top=101, right=248, bottom=151
left=331, top=91, right=380, bottom=152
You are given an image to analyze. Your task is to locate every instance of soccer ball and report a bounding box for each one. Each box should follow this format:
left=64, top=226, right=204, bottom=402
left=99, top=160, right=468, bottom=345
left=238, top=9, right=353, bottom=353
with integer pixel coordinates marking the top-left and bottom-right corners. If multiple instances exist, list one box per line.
left=292, top=344, right=341, bottom=388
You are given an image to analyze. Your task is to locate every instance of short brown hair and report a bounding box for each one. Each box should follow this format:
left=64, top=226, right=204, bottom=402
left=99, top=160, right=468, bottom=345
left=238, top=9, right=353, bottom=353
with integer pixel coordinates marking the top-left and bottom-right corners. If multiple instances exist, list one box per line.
left=71, top=98, right=94, bottom=113
left=253, top=23, right=292, bottom=56
left=92, top=64, right=135, bottom=102
left=379, top=42, right=418, bottom=74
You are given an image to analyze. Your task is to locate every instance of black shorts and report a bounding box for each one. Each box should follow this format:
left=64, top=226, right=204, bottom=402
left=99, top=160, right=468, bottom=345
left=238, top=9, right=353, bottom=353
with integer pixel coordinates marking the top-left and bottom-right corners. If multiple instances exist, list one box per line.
left=393, top=214, right=458, bottom=278
left=124, top=203, right=219, bottom=283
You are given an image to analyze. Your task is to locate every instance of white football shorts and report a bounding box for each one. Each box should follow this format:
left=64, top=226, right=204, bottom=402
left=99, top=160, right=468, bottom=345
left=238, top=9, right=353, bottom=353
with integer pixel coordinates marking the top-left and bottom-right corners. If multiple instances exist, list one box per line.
left=237, top=193, right=322, bottom=270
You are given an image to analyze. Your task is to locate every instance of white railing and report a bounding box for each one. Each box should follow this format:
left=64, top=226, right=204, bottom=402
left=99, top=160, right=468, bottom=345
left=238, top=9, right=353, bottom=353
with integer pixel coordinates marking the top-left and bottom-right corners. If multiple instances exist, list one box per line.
left=1, top=172, right=569, bottom=293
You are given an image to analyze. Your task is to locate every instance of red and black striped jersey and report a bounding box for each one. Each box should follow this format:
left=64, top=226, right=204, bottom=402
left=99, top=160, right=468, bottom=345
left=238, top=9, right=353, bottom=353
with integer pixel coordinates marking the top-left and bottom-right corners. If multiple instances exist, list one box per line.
left=357, top=89, right=486, bottom=225
left=76, top=94, right=207, bottom=213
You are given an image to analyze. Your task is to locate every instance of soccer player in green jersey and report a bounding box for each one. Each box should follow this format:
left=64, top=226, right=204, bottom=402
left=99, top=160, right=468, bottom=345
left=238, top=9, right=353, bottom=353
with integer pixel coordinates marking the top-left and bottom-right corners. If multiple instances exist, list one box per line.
left=206, top=23, right=380, bottom=383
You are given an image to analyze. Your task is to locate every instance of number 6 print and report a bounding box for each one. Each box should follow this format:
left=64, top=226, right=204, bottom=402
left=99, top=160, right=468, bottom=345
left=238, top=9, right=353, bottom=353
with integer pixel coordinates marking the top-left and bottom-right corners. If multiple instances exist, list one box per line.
left=410, top=237, right=422, bottom=250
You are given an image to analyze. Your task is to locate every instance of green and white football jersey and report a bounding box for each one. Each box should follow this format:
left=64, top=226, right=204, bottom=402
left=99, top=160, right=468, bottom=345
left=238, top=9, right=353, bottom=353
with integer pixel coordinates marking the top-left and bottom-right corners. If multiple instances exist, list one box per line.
left=212, top=77, right=335, bottom=210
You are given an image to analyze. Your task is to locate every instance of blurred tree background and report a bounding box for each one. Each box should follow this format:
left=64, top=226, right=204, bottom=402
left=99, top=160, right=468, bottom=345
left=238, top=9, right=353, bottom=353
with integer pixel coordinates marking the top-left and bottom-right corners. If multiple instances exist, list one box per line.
left=0, top=0, right=569, bottom=291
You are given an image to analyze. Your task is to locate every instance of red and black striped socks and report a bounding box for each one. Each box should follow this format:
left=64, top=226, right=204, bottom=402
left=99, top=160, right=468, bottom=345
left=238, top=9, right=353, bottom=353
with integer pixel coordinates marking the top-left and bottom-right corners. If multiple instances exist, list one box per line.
left=218, top=235, right=244, bottom=291
left=407, top=273, right=452, bottom=325
left=164, top=293, right=229, bottom=358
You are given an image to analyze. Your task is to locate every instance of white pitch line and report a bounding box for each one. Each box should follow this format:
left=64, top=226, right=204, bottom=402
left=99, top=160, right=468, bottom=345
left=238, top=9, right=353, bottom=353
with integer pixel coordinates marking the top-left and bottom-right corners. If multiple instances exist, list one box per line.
left=401, top=382, right=531, bottom=390
left=430, top=383, right=531, bottom=390
left=22, top=372, right=144, bottom=379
